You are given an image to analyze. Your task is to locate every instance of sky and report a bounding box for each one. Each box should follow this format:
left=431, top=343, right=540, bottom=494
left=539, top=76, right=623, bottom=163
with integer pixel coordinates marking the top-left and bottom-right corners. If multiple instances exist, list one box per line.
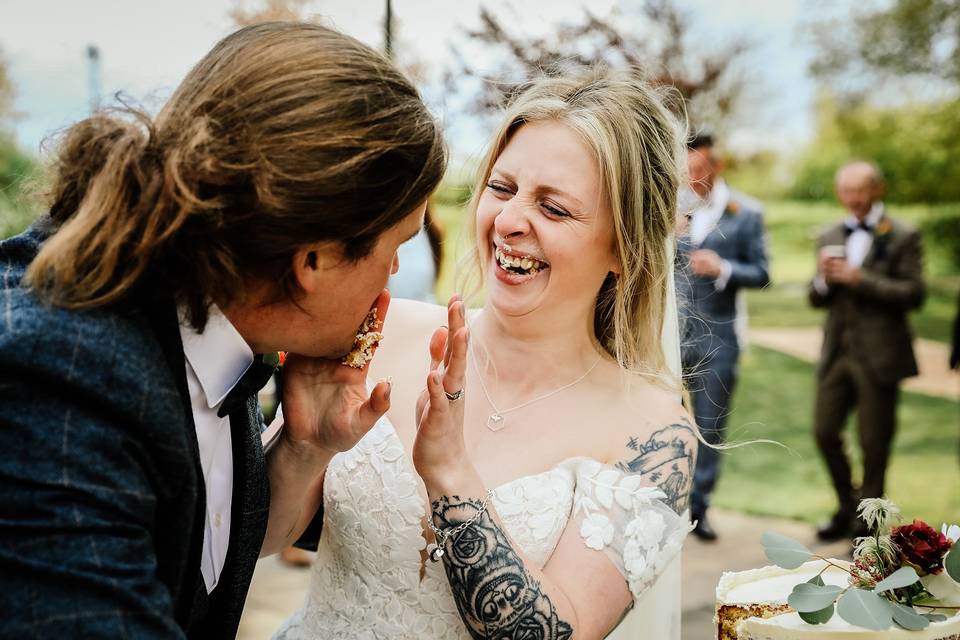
left=0, top=0, right=818, bottom=167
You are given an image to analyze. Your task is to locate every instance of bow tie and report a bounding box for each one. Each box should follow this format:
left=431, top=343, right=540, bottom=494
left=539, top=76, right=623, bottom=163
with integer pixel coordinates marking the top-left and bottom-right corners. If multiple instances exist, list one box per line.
left=844, top=221, right=872, bottom=236
left=217, top=354, right=279, bottom=418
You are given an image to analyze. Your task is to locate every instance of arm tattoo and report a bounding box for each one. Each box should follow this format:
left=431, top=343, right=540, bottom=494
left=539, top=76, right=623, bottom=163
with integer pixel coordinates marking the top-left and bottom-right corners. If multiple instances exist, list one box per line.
left=616, top=421, right=696, bottom=514
left=432, top=496, right=574, bottom=640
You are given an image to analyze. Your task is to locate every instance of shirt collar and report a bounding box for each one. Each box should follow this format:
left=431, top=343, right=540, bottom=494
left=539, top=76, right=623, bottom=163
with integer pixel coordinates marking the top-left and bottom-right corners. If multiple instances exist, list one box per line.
left=846, top=201, right=885, bottom=229
left=710, top=178, right=730, bottom=213
left=179, top=305, right=255, bottom=409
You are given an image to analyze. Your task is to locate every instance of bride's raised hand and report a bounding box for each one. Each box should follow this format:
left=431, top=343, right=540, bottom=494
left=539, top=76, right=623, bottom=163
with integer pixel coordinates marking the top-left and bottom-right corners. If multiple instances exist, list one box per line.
left=281, top=289, right=392, bottom=455
left=412, top=295, right=472, bottom=490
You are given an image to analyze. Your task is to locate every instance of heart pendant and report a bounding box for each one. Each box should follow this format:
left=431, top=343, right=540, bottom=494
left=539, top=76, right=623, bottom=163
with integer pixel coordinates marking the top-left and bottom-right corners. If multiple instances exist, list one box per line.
left=428, top=544, right=445, bottom=562
left=487, top=414, right=506, bottom=432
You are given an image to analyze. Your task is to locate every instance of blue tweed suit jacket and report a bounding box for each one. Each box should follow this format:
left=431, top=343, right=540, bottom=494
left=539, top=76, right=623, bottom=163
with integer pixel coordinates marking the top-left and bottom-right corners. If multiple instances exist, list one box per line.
left=676, top=191, right=770, bottom=370
left=0, top=220, right=270, bottom=638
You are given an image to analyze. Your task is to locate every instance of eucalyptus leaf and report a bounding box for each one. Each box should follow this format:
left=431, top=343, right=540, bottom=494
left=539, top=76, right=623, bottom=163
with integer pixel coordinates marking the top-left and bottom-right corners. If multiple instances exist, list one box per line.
left=888, top=602, right=930, bottom=631
left=808, top=575, right=825, bottom=586
left=788, top=582, right=844, bottom=613
left=799, top=603, right=834, bottom=625
left=874, top=566, right=920, bottom=593
left=946, top=547, right=960, bottom=583
left=922, top=613, right=948, bottom=622
left=837, top=588, right=894, bottom=631
left=761, top=531, right=812, bottom=570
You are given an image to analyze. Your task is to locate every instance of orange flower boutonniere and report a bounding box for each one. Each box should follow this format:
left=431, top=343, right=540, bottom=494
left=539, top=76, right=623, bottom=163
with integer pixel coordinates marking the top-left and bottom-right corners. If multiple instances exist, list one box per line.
left=724, top=199, right=740, bottom=216
left=262, top=351, right=287, bottom=368
left=872, top=217, right=894, bottom=260
left=875, top=217, right=893, bottom=238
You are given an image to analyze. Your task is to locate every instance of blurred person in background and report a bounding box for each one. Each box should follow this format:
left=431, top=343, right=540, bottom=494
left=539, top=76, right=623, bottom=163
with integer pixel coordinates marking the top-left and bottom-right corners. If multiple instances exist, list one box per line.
left=809, top=160, right=925, bottom=541
left=677, top=132, right=770, bottom=541
left=388, top=204, right=445, bottom=303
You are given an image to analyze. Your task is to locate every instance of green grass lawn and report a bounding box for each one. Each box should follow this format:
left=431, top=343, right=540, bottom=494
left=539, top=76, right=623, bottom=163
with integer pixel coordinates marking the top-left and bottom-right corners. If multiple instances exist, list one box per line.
left=747, top=200, right=959, bottom=342
left=712, top=345, right=960, bottom=527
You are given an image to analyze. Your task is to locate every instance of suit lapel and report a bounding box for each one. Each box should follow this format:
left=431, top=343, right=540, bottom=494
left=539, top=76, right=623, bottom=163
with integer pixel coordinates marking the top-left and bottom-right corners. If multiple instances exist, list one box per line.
left=861, top=215, right=893, bottom=268
left=195, top=400, right=269, bottom=637
left=141, top=294, right=208, bottom=629
left=698, top=209, right=735, bottom=249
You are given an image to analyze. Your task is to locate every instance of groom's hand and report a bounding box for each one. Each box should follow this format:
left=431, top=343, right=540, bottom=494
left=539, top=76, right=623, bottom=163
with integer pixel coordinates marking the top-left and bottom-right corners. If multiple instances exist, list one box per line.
left=280, top=289, right=392, bottom=455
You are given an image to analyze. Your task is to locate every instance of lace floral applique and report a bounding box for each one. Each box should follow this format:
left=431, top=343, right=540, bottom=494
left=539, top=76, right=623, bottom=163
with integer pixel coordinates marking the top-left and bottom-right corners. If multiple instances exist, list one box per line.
left=572, top=461, right=690, bottom=599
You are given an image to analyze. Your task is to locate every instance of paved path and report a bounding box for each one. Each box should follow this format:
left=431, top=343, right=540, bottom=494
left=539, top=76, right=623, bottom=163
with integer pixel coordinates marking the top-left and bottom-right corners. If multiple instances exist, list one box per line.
left=749, top=327, right=959, bottom=400
left=238, top=509, right=851, bottom=640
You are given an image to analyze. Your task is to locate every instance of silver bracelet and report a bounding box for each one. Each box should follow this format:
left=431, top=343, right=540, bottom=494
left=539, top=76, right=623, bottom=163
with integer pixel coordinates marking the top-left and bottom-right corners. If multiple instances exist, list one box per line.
left=426, top=489, right=495, bottom=562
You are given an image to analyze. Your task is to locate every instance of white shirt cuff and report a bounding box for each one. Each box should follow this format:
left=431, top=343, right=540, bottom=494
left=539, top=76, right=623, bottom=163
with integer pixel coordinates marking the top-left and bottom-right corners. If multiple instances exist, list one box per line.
left=813, top=275, right=830, bottom=296
left=714, top=260, right=733, bottom=291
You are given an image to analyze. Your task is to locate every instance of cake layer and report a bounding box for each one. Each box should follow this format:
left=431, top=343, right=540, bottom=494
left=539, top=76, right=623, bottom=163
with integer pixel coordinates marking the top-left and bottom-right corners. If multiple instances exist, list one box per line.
left=738, top=609, right=960, bottom=639
left=717, top=560, right=850, bottom=605
left=716, top=559, right=960, bottom=639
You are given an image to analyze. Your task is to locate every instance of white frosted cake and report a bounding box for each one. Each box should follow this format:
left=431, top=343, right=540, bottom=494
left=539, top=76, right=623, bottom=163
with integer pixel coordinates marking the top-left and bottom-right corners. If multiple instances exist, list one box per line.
left=715, top=560, right=960, bottom=640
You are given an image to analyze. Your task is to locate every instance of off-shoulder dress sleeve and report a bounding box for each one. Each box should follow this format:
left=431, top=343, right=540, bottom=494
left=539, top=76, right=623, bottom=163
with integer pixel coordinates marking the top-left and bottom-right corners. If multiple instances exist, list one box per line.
left=569, top=459, right=692, bottom=600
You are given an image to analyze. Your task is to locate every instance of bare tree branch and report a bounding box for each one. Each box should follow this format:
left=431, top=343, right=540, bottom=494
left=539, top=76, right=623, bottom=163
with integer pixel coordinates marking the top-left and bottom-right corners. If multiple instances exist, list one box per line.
left=444, top=0, right=753, bottom=130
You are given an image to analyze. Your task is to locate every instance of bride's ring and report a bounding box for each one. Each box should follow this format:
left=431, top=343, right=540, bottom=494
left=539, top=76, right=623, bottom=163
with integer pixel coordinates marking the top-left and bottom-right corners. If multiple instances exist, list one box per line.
left=444, top=388, right=464, bottom=402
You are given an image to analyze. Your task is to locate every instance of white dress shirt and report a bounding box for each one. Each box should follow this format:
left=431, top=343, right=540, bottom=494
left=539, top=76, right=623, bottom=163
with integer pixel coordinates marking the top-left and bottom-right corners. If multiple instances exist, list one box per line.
left=179, top=306, right=254, bottom=594
left=814, top=202, right=885, bottom=294
left=687, top=178, right=734, bottom=291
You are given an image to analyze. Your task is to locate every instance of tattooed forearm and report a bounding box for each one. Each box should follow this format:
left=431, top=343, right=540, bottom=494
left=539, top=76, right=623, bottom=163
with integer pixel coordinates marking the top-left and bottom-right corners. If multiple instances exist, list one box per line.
left=432, top=495, right=574, bottom=640
left=617, top=420, right=696, bottom=514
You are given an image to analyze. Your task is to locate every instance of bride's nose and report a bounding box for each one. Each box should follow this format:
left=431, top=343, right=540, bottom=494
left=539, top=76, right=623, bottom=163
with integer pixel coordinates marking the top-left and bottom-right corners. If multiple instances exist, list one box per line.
left=493, top=199, right=531, bottom=240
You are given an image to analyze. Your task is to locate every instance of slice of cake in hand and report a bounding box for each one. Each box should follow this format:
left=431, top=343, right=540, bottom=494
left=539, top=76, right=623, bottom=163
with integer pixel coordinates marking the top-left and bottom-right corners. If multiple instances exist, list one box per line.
left=340, top=309, right=383, bottom=369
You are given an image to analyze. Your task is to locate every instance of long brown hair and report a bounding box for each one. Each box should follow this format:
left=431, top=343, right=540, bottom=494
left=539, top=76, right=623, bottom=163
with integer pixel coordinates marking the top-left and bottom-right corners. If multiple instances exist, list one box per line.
left=26, top=22, right=446, bottom=329
left=460, top=67, right=687, bottom=388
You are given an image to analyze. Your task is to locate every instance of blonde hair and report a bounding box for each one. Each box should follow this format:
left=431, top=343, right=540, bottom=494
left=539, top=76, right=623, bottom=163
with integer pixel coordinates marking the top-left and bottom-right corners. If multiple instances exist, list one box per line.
left=26, top=22, right=446, bottom=329
left=461, top=67, right=687, bottom=387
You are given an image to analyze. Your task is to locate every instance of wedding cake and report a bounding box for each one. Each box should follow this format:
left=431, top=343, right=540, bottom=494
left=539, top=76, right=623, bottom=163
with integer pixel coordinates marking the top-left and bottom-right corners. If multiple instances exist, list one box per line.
left=715, top=560, right=960, bottom=640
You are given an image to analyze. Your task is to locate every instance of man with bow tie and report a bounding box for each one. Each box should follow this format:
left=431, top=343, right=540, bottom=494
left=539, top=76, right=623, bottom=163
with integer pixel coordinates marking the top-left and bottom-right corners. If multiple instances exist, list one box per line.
left=810, top=160, right=925, bottom=541
left=677, top=133, right=770, bottom=541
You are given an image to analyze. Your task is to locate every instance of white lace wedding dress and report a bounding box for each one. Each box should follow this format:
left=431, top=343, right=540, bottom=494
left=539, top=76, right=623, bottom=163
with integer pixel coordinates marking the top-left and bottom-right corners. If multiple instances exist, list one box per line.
left=274, top=415, right=689, bottom=639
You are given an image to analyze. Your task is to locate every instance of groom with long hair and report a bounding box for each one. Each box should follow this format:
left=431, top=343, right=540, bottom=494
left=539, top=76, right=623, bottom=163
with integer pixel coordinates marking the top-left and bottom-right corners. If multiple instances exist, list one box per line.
left=0, top=23, right=444, bottom=638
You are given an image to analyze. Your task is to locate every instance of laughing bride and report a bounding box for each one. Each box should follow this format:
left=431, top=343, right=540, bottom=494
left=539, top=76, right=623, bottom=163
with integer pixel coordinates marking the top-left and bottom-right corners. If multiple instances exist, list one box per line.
left=275, top=67, right=697, bottom=639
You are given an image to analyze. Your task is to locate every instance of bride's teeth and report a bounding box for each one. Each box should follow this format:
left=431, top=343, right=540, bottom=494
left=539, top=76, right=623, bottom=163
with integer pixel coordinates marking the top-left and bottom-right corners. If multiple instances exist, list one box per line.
left=521, top=258, right=531, bottom=269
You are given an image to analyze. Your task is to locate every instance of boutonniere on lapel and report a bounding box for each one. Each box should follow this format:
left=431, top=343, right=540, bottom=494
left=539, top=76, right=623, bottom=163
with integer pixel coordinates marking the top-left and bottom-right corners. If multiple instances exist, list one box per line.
left=873, top=217, right=893, bottom=260
left=262, top=351, right=287, bottom=368
left=724, top=199, right=739, bottom=216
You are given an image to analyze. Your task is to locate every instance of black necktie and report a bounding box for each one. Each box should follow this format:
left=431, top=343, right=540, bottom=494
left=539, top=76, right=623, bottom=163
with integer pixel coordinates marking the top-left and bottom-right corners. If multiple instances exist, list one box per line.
left=844, top=221, right=872, bottom=237
left=217, top=354, right=279, bottom=418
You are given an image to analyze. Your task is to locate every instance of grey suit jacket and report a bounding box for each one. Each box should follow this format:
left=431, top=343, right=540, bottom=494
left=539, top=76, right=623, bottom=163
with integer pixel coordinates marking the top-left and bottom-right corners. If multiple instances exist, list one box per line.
left=0, top=220, right=270, bottom=639
left=677, top=191, right=770, bottom=368
left=809, top=214, right=924, bottom=384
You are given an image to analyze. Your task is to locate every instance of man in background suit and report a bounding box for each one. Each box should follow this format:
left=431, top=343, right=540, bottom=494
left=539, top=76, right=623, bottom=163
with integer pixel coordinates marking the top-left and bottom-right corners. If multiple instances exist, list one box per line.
left=678, top=133, right=770, bottom=541
left=810, top=160, right=925, bottom=541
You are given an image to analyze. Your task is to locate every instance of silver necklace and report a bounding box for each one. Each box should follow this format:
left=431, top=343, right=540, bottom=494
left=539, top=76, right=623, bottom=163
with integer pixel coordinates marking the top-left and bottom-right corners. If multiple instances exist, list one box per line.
left=469, top=342, right=602, bottom=432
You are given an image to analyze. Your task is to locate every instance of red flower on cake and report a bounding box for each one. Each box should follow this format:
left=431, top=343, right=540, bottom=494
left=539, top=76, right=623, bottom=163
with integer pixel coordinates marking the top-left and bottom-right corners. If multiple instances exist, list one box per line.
left=891, top=520, right=953, bottom=576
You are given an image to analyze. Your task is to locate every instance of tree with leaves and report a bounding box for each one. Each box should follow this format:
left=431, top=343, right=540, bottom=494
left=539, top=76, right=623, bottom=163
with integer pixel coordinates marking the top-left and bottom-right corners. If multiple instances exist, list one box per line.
left=444, top=0, right=753, bottom=131
left=809, top=0, right=960, bottom=91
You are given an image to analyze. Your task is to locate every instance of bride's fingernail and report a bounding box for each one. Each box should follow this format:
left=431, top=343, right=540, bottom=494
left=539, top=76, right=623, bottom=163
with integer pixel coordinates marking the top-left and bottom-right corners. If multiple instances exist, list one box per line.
left=384, top=381, right=392, bottom=400
left=433, top=371, right=441, bottom=385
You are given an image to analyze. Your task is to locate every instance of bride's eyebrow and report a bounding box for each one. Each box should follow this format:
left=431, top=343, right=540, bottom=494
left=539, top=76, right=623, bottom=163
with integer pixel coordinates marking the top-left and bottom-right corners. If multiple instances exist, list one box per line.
left=538, top=185, right=585, bottom=211
left=490, top=168, right=586, bottom=211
